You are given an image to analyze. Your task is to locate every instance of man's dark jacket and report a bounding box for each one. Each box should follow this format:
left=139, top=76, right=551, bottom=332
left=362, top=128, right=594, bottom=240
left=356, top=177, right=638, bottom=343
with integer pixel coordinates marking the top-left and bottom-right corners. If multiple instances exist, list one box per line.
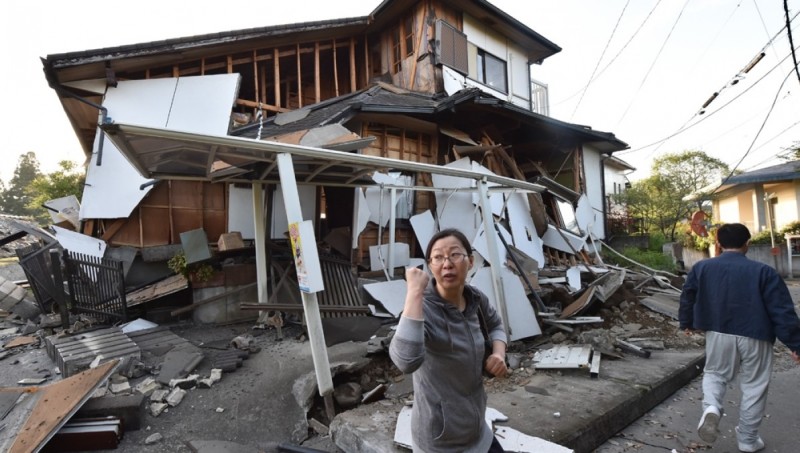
left=679, top=251, right=800, bottom=353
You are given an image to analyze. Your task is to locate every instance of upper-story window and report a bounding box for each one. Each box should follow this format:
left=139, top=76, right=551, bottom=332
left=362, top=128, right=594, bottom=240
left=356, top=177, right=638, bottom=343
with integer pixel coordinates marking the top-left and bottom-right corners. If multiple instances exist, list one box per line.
left=476, top=49, right=507, bottom=93
left=392, top=15, right=415, bottom=74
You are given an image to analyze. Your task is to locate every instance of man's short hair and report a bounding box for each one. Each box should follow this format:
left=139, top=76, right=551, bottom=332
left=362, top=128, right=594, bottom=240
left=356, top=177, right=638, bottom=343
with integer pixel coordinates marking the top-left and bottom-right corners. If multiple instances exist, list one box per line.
left=716, top=223, right=751, bottom=249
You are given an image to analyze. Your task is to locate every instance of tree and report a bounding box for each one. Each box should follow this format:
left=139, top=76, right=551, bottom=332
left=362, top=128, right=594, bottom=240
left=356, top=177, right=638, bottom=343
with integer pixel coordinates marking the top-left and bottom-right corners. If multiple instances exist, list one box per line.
left=0, top=152, right=41, bottom=216
left=615, top=150, right=729, bottom=241
left=27, top=160, right=85, bottom=225
left=780, top=142, right=800, bottom=161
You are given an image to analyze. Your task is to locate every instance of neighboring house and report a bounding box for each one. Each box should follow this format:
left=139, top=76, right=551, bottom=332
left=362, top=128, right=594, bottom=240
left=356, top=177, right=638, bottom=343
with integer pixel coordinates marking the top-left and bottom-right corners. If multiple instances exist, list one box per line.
left=602, top=155, right=635, bottom=216
left=703, top=161, right=800, bottom=234
left=40, top=0, right=628, bottom=282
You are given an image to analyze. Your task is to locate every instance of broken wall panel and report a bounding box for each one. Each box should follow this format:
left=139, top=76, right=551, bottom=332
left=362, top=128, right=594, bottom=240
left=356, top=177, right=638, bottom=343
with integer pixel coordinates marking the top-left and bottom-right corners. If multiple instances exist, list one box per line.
left=471, top=266, right=541, bottom=341
left=139, top=207, right=171, bottom=246
left=81, top=75, right=239, bottom=220
left=507, top=192, right=545, bottom=268
left=542, top=225, right=586, bottom=255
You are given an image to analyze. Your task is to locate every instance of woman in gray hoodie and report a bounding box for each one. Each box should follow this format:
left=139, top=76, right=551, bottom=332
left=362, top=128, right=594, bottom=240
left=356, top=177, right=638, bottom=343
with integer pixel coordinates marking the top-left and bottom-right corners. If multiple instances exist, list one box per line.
left=389, top=228, right=508, bottom=452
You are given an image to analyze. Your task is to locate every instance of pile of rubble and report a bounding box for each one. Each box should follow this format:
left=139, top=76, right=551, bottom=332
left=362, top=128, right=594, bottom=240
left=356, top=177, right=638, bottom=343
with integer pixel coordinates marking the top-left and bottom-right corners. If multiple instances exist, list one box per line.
left=0, top=242, right=705, bottom=452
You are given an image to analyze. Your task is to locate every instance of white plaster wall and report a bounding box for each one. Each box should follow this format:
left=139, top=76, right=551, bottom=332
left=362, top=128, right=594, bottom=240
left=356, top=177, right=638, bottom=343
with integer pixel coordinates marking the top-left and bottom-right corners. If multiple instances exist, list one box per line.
left=462, top=13, right=530, bottom=105
left=772, top=182, right=799, bottom=230
left=718, top=197, right=741, bottom=225
left=582, top=146, right=605, bottom=239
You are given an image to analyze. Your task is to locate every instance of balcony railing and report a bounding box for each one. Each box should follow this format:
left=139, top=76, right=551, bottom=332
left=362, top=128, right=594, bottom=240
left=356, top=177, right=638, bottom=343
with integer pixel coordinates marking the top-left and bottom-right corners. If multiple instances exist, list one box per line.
left=530, top=78, right=550, bottom=116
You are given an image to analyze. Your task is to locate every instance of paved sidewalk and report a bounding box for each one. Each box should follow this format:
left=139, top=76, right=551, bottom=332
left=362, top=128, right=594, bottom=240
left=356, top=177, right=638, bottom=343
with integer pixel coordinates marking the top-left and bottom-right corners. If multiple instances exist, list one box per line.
left=331, top=349, right=705, bottom=453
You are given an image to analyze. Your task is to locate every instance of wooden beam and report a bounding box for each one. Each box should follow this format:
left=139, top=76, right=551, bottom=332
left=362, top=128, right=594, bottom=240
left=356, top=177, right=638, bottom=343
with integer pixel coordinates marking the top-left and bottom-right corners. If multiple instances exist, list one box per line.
left=350, top=37, right=357, bottom=91
left=236, top=99, right=289, bottom=113
left=314, top=42, right=321, bottom=103
left=408, top=10, right=426, bottom=90
left=100, top=219, right=126, bottom=242
left=333, top=39, right=339, bottom=97
left=253, top=50, right=260, bottom=116
left=363, top=34, right=370, bottom=86
left=227, top=55, right=233, bottom=73
left=200, top=58, right=205, bottom=76
left=273, top=48, right=281, bottom=108
left=296, top=43, right=303, bottom=108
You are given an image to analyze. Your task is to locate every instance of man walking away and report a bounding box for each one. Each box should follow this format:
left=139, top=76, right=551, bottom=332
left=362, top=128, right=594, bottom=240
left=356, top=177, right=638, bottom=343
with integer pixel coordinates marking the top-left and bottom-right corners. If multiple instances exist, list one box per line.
left=679, top=222, right=800, bottom=452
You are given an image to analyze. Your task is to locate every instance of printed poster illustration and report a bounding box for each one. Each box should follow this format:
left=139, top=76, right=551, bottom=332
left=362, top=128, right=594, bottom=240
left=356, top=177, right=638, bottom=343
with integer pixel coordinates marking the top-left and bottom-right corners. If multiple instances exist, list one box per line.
left=288, top=220, right=324, bottom=293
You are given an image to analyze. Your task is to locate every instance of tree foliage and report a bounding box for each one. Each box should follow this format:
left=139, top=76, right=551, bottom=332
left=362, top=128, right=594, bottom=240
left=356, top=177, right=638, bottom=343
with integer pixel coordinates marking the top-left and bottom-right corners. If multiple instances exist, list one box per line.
left=0, top=152, right=42, bottom=216
left=614, top=150, right=729, bottom=241
left=780, top=142, right=800, bottom=161
left=27, top=160, right=85, bottom=224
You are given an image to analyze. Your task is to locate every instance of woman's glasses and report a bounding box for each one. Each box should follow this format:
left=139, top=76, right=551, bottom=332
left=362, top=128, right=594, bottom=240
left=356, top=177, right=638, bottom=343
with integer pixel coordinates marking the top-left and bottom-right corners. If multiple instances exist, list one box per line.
left=428, top=252, right=467, bottom=266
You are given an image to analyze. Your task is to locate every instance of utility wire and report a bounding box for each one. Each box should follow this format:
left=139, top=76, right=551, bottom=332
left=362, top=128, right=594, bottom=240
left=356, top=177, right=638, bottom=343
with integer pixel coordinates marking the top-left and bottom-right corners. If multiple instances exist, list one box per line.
left=570, top=0, right=630, bottom=120
left=705, top=68, right=794, bottom=195
left=553, top=0, right=663, bottom=107
left=754, top=0, right=781, bottom=61
left=785, top=0, right=800, bottom=85
left=620, top=7, right=800, bottom=156
left=618, top=42, right=799, bottom=155
left=615, top=0, right=692, bottom=129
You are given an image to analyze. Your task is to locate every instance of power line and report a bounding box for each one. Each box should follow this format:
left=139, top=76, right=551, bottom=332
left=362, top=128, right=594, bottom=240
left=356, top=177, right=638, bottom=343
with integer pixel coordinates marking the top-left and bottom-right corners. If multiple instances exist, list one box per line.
left=618, top=42, right=799, bottom=155
left=785, top=0, right=800, bottom=85
left=708, top=68, right=794, bottom=194
left=569, top=0, right=630, bottom=120
left=552, top=0, right=663, bottom=107
left=753, top=0, right=782, bottom=61
left=620, top=7, right=800, bottom=157
left=615, top=0, right=692, bottom=129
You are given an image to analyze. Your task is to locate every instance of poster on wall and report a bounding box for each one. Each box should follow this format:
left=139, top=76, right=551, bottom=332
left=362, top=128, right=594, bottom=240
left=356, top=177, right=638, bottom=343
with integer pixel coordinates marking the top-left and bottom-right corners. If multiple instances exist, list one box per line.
left=289, top=220, right=324, bottom=293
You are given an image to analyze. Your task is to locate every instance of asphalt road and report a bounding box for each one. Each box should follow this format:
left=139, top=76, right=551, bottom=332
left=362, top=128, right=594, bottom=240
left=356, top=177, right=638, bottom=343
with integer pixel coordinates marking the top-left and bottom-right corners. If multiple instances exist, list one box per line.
left=595, top=279, right=800, bottom=453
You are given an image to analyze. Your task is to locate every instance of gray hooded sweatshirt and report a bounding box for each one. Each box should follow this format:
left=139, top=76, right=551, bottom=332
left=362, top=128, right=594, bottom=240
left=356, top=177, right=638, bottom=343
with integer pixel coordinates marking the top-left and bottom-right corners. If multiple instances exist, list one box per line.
left=389, top=282, right=507, bottom=452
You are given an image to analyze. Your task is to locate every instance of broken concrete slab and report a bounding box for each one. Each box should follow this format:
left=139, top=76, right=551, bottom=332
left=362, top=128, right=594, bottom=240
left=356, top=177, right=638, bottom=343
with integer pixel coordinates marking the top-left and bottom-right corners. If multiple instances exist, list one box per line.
left=156, top=345, right=204, bottom=385
left=639, top=293, right=680, bottom=320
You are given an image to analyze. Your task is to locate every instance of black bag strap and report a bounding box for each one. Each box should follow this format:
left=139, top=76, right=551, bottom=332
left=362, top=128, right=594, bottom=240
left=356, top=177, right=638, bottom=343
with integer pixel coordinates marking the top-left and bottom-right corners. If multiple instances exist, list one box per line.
left=477, top=304, right=490, bottom=344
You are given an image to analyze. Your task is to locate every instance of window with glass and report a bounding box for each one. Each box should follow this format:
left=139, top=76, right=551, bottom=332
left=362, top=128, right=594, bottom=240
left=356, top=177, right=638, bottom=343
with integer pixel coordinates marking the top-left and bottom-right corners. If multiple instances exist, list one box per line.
left=476, top=49, right=507, bottom=93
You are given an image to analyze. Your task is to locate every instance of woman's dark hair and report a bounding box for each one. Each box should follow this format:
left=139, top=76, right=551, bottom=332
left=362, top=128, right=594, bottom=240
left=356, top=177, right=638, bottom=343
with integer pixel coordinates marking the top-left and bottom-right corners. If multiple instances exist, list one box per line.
left=716, top=223, right=751, bottom=249
left=425, top=228, right=472, bottom=259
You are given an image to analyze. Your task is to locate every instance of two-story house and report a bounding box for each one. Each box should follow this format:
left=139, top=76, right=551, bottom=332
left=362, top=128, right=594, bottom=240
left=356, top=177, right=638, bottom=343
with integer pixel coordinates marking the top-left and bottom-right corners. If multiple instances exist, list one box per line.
left=41, top=0, right=629, bottom=320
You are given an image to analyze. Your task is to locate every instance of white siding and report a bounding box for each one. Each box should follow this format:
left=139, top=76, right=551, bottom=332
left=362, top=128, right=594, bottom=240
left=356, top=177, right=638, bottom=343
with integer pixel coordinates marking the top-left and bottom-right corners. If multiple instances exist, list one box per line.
left=462, top=13, right=530, bottom=107
left=582, top=146, right=605, bottom=239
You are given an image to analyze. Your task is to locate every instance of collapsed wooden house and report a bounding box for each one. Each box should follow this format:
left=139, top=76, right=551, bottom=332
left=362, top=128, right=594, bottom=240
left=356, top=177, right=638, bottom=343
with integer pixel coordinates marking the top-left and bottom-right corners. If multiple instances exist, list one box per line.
left=38, top=0, right=629, bottom=328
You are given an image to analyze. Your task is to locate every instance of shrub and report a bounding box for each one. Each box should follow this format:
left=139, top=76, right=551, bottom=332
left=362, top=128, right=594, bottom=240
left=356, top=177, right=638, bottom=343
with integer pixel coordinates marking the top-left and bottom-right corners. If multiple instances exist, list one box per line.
left=602, top=246, right=677, bottom=272
left=749, top=222, right=800, bottom=246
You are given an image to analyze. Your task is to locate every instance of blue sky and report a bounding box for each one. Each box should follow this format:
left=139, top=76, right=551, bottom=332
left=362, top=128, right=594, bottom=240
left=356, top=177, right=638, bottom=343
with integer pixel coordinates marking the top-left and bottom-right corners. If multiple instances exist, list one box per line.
left=1, top=0, right=797, bottom=183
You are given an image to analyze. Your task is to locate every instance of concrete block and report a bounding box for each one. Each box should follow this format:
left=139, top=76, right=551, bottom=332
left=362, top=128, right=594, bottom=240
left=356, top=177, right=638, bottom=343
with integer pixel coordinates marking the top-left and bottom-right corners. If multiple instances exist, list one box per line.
left=150, top=402, right=168, bottom=417
left=76, top=393, right=146, bottom=431
left=150, top=389, right=169, bottom=403
left=170, top=374, right=199, bottom=389
left=134, top=377, right=161, bottom=395
left=166, top=387, right=187, bottom=407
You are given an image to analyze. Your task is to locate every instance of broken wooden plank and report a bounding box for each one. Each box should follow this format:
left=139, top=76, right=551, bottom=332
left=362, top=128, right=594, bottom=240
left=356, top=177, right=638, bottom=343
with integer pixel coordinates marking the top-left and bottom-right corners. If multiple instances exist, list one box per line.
left=6, top=360, right=119, bottom=453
